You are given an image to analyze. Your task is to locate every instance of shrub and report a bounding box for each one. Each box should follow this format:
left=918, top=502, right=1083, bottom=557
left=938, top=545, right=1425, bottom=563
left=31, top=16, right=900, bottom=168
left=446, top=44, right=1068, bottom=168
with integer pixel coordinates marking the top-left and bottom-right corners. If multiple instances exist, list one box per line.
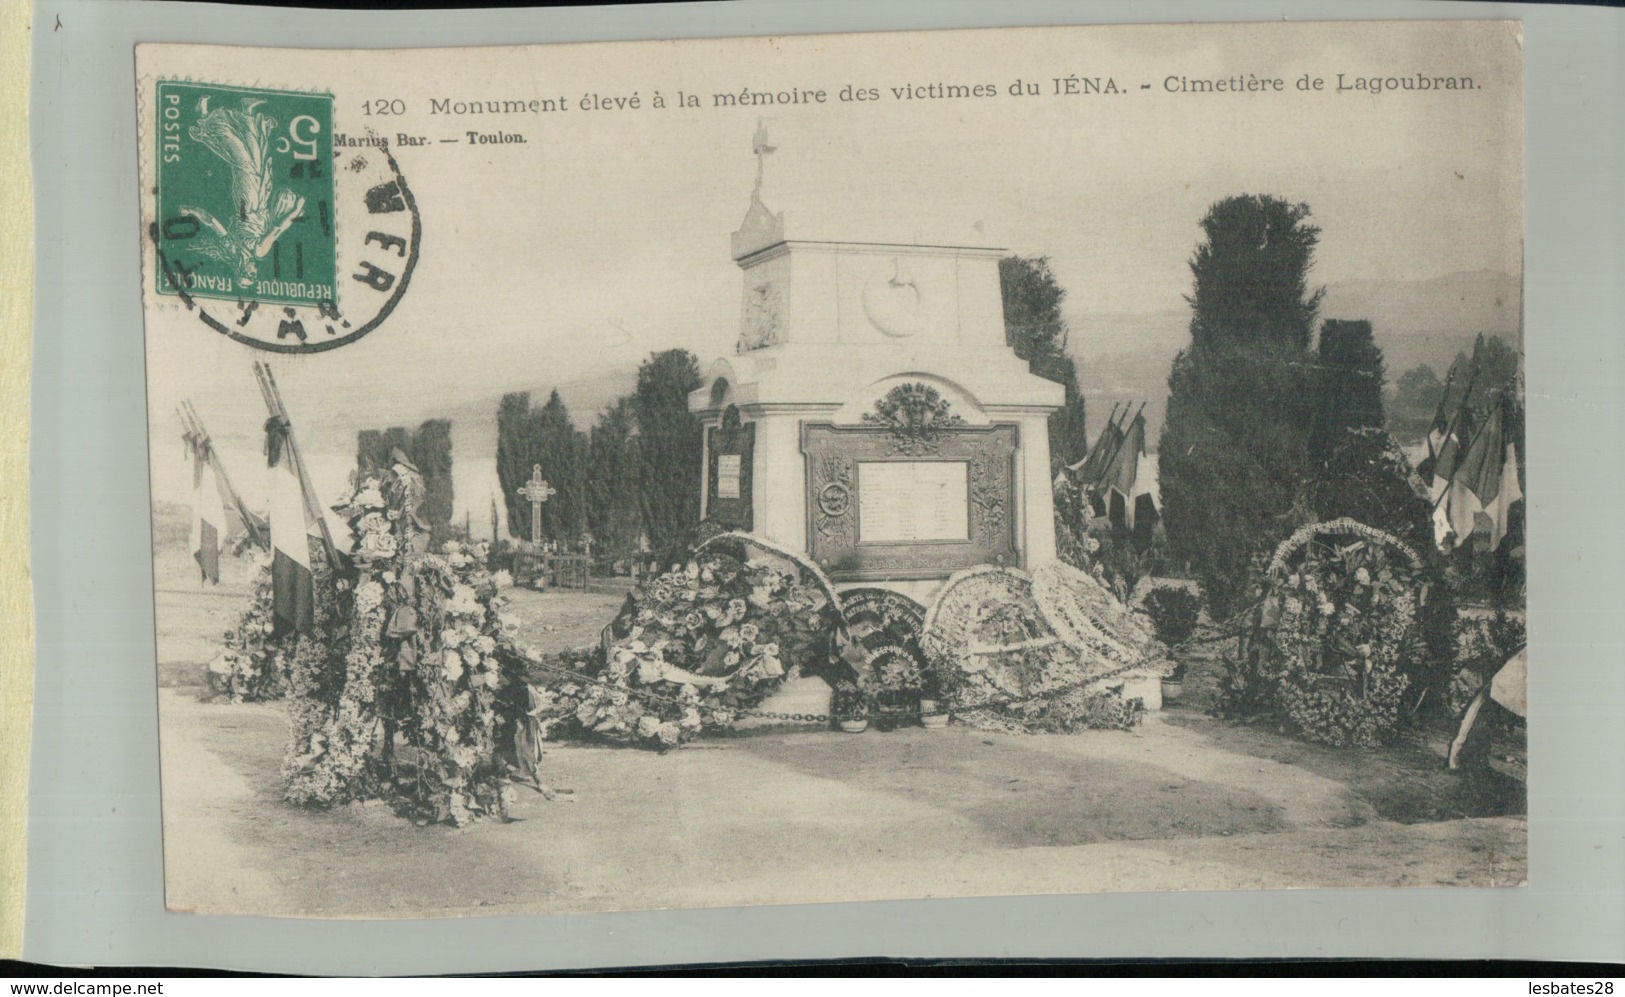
left=1142, top=586, right=1200, bottom=648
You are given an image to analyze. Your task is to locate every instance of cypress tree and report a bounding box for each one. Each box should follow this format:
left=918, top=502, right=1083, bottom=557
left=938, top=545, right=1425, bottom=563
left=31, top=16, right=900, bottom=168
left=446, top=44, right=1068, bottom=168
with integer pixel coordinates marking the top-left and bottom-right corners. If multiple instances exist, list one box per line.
left=1186, top=195, right=1324, bottom=352
left=634, top=349, right=704, bottom=555
left=586, top=397, right=643, bottom=562
left=1310, top=320, right=1386, bottom=464
left=1158, top=195, right=1324, bottom=618
left=999, top=255, right=1089, bottom=471
left=496, top=392, right=537, bottom=541
left=411, top=419, right=454, bottom=540
left=533, top=390, right=587, bottom=543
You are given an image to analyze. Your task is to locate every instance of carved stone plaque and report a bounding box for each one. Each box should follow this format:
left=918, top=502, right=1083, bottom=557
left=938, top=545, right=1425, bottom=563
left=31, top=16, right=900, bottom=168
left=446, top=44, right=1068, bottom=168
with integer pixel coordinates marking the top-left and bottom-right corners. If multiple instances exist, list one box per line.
left=802, top=422, right=1018, bottom=581
left=706, top=406, right=755, bottom=530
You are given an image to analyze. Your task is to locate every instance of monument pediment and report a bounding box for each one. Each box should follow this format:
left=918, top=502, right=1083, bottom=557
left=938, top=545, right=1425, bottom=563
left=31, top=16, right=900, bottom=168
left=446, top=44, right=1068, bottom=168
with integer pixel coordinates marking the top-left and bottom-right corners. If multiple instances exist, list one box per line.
left=731, top=193, right=785, bottom=260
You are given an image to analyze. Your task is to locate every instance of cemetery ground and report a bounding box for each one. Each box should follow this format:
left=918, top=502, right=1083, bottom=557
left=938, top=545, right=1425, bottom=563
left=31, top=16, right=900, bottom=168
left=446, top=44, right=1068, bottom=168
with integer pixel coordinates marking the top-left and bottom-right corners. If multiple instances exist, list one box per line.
left=154, top=546, right=1526, bottom=918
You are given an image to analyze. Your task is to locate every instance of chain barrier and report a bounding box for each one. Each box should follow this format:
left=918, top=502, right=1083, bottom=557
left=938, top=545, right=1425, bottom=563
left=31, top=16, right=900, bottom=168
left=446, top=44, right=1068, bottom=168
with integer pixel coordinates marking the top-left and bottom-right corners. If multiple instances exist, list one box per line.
left=517, top=583, right=1269, bottom=729
left=520, top=637, right=1211, bottom=728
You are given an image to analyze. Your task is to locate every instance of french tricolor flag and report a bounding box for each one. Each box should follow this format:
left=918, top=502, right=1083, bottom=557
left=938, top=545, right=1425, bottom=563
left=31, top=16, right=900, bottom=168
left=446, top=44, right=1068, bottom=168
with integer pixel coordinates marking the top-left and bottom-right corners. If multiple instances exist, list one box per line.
left=187, top=434, right=226, bottom=584
left=265, top=415, right=318, bottom=637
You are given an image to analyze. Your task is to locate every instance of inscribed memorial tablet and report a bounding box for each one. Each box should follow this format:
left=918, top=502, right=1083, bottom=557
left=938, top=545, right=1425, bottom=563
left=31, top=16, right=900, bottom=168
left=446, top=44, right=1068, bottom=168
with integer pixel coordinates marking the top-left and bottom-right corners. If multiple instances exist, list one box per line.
left=717, top=454, right=742, bottom=500
left=858, top=461, right=969, bottom=543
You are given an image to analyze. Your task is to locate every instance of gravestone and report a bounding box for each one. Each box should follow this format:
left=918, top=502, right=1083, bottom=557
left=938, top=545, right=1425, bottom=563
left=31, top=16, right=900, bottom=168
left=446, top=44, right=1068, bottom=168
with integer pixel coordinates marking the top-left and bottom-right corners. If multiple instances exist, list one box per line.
left=689, top=127, right=1064, bottom=608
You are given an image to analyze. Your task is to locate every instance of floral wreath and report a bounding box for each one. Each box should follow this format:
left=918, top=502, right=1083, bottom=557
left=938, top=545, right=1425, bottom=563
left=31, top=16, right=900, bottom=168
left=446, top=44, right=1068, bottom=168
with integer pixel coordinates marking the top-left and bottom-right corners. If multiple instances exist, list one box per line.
left=1268, top=518, right=1421, bottom=577
left=696, top=530, right=845, bottom=617
left=1030, top=561, right=1171, bottom=679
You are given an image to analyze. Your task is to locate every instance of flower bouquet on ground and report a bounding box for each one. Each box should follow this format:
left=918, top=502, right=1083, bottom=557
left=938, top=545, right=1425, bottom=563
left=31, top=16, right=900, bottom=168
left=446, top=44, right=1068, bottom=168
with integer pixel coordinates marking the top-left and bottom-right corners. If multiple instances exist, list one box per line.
left=831, top=682, right=870, bottom=733
left=522, top=546, right=843, bottom=751
left=866, top=645, right=924, bottom=730
left=917, top=665, right=951, bottom=728
left=208, top=551, right=294, bottom=703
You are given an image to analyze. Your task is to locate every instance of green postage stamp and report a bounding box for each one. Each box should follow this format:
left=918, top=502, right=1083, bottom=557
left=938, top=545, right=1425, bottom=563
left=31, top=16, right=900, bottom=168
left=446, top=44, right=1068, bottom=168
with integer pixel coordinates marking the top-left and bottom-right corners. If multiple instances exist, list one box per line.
left=155, top=81, right=336, bottom=308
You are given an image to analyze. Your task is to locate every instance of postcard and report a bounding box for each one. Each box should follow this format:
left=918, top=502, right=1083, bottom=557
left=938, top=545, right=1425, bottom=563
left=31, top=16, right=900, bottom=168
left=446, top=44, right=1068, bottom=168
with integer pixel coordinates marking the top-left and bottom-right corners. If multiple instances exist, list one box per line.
left=135, top=20, right=1525, bottom=918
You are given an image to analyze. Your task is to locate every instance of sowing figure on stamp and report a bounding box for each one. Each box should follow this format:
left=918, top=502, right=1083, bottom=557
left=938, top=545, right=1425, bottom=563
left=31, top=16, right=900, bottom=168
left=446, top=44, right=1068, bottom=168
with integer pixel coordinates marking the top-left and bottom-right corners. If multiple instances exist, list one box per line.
left=179, top=97, right=306, bottom=287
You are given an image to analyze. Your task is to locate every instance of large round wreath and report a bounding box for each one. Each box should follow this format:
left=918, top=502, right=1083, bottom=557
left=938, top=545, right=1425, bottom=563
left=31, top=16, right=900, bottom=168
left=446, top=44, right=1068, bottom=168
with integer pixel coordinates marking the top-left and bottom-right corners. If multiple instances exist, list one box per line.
left=920, top=565, right=1146, bottom=733
left=1030, top=561, right=1172, bottom=680
left=1249, top=519, right=1428, bottom=747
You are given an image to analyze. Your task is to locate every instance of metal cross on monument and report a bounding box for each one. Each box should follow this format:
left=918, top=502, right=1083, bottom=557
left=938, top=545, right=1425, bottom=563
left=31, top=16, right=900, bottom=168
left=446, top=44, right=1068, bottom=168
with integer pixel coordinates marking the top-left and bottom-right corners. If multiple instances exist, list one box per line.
left=751, top=117, right=776, bottom=195
left=518, top=464, right=557, bottom=546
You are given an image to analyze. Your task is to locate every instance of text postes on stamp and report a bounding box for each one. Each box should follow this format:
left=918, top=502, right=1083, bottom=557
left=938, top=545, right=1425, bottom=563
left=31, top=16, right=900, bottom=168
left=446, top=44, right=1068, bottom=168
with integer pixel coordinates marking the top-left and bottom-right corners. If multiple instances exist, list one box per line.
left=152, top=80, right=419, bottom=353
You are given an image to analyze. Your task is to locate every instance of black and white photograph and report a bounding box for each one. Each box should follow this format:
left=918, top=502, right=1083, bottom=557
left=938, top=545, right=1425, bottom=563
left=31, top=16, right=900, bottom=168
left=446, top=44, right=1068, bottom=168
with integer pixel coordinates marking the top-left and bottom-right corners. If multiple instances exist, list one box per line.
left=134, top=19, right=1527, bottom=919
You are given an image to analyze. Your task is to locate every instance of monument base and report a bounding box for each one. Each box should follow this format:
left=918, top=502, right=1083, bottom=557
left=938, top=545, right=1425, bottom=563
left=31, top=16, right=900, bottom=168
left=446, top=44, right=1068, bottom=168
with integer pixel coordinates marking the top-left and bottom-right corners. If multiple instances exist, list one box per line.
left=732, top=673, right=834, bottom=730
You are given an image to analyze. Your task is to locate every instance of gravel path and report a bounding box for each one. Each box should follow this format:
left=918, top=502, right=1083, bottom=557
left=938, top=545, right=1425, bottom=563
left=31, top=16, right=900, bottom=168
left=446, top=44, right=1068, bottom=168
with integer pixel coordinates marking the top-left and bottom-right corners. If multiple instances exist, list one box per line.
left=153, top=557, right=1525, bottom=918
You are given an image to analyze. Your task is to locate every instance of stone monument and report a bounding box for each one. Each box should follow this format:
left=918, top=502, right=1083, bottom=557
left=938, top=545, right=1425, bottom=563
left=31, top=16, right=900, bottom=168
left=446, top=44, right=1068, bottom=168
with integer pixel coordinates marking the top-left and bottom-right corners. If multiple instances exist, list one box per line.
left=689, top=125, right=1065, bottom=609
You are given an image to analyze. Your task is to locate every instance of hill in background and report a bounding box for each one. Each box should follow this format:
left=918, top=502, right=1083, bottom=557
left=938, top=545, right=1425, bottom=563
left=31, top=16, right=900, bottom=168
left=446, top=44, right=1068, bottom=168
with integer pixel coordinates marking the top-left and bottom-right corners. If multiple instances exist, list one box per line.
left=1070, top=270, right=1521, bottom=445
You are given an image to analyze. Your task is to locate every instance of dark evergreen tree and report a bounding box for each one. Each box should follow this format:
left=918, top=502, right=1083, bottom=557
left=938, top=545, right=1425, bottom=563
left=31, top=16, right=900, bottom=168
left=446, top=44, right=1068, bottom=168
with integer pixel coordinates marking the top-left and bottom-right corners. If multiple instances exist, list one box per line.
left=496, top=392, right=537, bottom=541
left=1310, top=319, right=1385, bottom=465
left=1158, top=195, right=1325, bottom=618
left=586, top=396, right=643, bottom=561
left=494, top=391, right=588, bottom=544
left=999, top=255, right=1089, bottom=471
left=1159, top=342, right=1315, bottom=617
left=410, top=419, right=454, bottom=540
left=357, top=427, right=412, bottom=474
left=1186, top=195, right=1324, bottom=351
left=634, top=349, right=704, bottom=554
left=533, top=390, right=587, bottom=543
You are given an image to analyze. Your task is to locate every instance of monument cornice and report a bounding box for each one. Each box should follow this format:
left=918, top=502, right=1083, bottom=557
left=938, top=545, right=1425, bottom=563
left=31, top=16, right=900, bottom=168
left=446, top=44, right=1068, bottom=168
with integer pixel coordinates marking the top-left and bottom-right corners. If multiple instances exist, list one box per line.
left=733, top=238, right=1008, bottom=269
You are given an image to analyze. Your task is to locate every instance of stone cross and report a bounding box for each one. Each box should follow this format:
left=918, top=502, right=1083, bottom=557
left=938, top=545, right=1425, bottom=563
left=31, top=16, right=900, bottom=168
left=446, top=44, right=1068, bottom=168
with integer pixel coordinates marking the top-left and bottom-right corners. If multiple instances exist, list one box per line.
left=518, top=464, right=557, bottom=546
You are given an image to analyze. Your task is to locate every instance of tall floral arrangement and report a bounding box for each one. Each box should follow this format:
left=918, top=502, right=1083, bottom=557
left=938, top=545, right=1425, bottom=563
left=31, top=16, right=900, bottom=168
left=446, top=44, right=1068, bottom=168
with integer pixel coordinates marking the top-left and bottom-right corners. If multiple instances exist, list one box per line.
left=281, top=535, right=366, bottom=805
left=282, top=457, right=527, bottom=825
left=393, top=540, right=526, bottom=824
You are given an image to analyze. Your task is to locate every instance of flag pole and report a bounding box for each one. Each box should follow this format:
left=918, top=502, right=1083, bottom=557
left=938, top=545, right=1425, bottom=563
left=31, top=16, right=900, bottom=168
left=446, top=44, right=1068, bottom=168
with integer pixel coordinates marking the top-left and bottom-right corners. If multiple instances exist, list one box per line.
left=1426, top=359, right=1460, bottom=461
left=1431, top=396, right=1498, bottom=515
left=1099, top=402, right=1144, bottom=481
left=254, top=363, right=338, bottom=561
left=1087, top=401, right=1129, bottom=491
left=1429, top=359, right=1484, bottom=511
left=1111, top=402, right=1148, bottom=485
left=1072, top=401, right=1121, bottom=477
left=185, top=399, right=268, bottom=548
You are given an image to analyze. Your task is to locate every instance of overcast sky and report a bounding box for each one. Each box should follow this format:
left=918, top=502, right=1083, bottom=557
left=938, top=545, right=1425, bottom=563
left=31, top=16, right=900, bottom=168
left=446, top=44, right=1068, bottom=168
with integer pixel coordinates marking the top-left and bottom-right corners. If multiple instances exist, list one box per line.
left=141, top=20, right=1523, bottom=528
